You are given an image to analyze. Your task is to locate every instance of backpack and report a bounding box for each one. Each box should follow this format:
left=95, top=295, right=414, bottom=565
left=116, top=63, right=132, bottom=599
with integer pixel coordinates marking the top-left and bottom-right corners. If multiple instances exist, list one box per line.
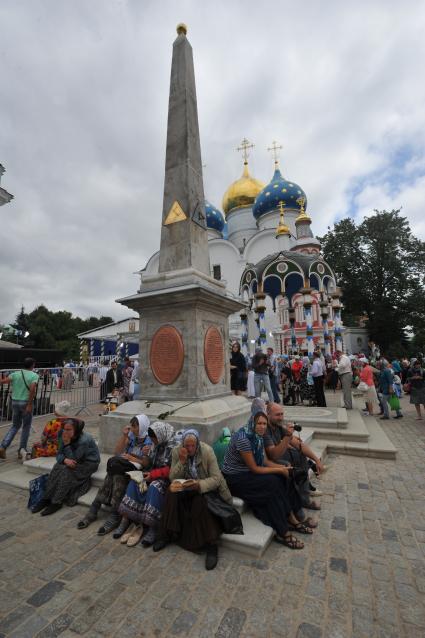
left=212, top=427, right=232, bottom=469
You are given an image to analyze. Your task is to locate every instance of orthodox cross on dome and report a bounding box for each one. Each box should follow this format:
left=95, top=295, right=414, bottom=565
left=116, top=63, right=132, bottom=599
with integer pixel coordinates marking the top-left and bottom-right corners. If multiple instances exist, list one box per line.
left=267, top=140, right=282, bottom=165
left=276, top=200, right=290, bottom=236
left=237, top=138, right=254, bottom=164
left=296, top=195, right=306, bottom=213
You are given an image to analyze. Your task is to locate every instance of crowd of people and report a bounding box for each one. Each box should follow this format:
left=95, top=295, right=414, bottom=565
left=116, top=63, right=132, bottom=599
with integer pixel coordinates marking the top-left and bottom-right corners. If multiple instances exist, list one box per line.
left=230, top=345, right=425, bottom=420
left=22, top=397, right=327, bottom=570
left=0, top=349, right=424, bottom=570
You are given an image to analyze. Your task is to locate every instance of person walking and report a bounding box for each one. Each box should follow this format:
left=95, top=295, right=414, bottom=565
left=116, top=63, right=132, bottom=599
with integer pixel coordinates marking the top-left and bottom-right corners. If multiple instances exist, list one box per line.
left=0, top=358, right=39, bottom=460
left=335, top=351, right=353, bottom=409
left=311, top=351, right=327, bottom=407
left=267, top=347, right=280, bottom=403
left=252, top=349, right=274, bottom=402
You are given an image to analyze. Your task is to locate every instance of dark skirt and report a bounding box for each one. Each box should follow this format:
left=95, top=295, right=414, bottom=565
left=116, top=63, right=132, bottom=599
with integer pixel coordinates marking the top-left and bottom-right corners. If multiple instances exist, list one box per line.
left=44, top=461, right=99, bottom=506
left=231, top=369, right=246, bottom=392
left=223, top=471, right=301, bottom=536
left=159, top=490, right=222, bottom=551
left=93, top=456, right=136, bottom=509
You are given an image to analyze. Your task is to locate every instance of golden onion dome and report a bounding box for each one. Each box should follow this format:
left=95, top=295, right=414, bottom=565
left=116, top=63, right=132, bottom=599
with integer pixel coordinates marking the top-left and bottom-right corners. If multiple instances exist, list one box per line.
left=222, top=162, right=265, bottom=215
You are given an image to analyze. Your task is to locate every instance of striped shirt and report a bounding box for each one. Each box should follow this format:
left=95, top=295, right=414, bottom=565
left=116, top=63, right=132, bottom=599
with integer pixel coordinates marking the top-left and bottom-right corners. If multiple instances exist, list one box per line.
left=222, top=431, right=257, bottom=475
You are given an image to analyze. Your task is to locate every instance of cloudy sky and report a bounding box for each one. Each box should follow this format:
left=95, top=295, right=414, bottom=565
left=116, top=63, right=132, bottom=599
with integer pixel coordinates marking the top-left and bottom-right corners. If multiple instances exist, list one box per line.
left=1, top=0, right=425, bottom=325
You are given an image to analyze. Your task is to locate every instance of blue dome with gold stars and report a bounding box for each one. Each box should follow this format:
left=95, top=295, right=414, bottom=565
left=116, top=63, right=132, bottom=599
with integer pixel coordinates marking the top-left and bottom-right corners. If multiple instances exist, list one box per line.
left=205, top=200, right=225, bottom=232
left=252, top=166, right=307, bottom=219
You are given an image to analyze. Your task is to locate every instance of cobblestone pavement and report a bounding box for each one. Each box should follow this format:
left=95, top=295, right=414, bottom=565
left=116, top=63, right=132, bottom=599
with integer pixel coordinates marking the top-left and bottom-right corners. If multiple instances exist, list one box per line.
left=1, top=399, right=425, bottom=637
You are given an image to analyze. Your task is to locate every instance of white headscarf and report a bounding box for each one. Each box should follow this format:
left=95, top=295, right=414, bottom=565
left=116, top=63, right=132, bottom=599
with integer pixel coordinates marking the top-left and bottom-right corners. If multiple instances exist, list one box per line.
left=134, top=414, right=150, bottom=439
left=149, top=421, right=175, bottom=445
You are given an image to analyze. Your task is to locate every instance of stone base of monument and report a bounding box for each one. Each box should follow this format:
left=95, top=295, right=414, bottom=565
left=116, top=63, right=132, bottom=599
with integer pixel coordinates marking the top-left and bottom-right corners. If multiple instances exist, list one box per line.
left=98, top=394, right=252, bottom=454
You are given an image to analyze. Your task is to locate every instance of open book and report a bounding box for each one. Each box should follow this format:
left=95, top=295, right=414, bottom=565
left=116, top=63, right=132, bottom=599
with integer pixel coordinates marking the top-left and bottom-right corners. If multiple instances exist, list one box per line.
left=170, top=478, right=197, bottom=492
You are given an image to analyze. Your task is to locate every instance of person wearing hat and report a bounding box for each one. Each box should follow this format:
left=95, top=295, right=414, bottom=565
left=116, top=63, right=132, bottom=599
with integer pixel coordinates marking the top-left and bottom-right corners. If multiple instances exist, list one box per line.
left=30, top=401, right=72, bottom=459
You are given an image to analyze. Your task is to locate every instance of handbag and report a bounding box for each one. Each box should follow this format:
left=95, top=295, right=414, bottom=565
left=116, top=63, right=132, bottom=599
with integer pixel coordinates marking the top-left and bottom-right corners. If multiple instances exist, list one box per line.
left=28, top=474, right=49, bottom=510
left=204, top=491, right=243, bottom=535
left=403, top=383, right=411, bottom=393
left=358, top=381, right=369, bottom=392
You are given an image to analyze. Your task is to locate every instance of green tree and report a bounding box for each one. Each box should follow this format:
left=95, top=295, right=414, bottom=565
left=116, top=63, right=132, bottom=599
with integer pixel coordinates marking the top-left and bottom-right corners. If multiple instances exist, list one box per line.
left=11, top=305, right=114, bottom=360
left=318, top=209, right=425, bottom=356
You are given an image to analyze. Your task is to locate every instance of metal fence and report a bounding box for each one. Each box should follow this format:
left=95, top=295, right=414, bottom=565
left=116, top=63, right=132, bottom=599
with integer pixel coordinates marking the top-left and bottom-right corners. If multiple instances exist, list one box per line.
left=0, top=365, right=110, bottom=426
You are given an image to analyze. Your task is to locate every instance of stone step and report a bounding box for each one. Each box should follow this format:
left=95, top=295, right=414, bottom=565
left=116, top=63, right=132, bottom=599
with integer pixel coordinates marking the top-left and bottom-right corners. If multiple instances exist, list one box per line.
left=23, top=455, right=110, bottom=488
left=220, top=512, right=274, bottom=557
left=22, top=456, right=248, bottom=514
left=310, top=410, right=369, bottom=442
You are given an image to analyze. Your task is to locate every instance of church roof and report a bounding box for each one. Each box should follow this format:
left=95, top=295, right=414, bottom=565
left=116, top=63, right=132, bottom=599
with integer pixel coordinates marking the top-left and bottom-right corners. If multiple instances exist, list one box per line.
left=205, top=200, right=225, bottom=232
left=222, top=162, right=265, bottom=215
left=252, top=165, right=306, bottom=220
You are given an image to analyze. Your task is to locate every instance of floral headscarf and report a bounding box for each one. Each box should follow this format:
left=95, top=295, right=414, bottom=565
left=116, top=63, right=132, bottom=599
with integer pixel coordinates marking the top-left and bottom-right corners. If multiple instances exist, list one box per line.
left=148, top=422, right=176, bottom=470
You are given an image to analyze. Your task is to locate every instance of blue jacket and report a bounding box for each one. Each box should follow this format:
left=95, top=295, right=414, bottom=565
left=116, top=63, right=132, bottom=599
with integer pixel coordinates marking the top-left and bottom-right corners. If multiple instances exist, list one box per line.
left=57, top=432, right=100, bottom=465
left=379, top=368, right=394, bottom=395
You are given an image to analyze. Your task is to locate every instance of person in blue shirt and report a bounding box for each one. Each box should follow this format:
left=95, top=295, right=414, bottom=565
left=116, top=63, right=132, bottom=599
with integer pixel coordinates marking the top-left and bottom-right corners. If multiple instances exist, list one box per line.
left=379, top=361, right=403, bottom=420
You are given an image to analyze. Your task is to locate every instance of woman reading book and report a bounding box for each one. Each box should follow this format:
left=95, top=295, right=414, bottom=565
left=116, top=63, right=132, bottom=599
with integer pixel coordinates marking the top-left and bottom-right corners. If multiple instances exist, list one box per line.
left=153, top=428, right=234, bottom=570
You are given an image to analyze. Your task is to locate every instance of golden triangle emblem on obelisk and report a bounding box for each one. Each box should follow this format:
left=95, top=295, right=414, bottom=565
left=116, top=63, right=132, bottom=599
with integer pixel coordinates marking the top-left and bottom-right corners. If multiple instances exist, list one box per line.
left=164, top=200, right=187, bottom=225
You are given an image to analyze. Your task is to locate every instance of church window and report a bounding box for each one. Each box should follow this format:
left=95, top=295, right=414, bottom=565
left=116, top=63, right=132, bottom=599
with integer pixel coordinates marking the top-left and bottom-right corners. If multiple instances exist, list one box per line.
left=213, top=264, right=221, bottom=281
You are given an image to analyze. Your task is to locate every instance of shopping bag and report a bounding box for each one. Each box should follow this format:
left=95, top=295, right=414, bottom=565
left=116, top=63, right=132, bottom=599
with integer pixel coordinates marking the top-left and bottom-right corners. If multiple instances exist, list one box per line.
left=27, top=474, right=49, bottom=510
left=204, top=491, right=243, bottom=535
left=212, top=428, right=231, bottom=469
left=389, top=395, right=400, bottom=411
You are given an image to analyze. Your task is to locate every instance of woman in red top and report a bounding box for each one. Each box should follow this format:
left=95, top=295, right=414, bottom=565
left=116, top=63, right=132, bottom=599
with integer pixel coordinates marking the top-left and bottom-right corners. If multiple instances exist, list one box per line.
left=359, top=358, right=378, bottom=415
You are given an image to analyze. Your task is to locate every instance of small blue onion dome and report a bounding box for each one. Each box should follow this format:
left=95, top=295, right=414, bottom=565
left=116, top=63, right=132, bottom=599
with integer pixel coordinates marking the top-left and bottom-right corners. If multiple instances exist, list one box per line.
left=205, top=200, right=225, bottom=232
left=252, top=166, right=307, bottom=220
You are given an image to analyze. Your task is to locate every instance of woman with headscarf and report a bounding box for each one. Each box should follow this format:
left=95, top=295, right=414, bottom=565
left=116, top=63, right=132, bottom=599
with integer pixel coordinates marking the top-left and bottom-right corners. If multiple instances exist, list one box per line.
left=31, top=418, right=100, bottom=516
left=221, top=399, right=309, bottom=549
left=230, top=342, right=247, bottom=395
left=117, top=421, right=175, bottom=546
left=153, top=428, right=235, bottom=570
left=77, top=414, right=151, bottom=534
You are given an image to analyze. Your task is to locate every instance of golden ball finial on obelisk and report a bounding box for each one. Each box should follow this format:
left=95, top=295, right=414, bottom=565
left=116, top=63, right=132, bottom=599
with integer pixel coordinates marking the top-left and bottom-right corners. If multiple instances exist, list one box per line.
left=176, top=23, right=187, bottom=36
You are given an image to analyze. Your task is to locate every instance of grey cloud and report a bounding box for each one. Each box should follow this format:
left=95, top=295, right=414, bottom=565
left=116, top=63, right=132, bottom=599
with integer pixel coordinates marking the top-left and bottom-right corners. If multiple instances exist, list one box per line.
left=1, top=0, right=425, bottom=324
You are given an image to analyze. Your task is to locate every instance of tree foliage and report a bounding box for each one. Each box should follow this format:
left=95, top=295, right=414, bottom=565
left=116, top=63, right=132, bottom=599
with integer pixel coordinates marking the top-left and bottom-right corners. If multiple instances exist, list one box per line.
left=318, top=209, right=425, bottom=355
left=10, top=305, right=114, bottom=360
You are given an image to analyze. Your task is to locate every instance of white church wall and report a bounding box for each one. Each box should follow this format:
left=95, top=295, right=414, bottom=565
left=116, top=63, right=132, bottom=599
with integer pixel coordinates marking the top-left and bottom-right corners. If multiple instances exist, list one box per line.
left=244, top=229, right=287, bottom=264
left=226, top=207, right=258, bottom=252
left=208, top=239, right=243, bottom=294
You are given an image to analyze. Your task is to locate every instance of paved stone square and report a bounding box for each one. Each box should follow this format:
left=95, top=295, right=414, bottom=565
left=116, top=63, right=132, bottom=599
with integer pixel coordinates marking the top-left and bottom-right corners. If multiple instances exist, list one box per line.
left=1, top=399, right=425, bottom=637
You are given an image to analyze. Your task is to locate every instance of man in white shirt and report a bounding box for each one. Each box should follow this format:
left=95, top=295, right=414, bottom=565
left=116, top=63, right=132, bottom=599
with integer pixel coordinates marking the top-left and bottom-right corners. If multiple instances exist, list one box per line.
left=335, top=350, right=353, bottom=409
left=311, top=351, right=327, bottom=407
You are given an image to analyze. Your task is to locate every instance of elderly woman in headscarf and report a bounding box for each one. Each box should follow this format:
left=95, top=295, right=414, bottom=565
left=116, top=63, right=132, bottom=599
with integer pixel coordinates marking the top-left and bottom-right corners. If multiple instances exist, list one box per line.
left=153, top=428, right=234, bottom=570
left=31, top=418, right=100, bottom=516
left=221, top=399, right=308, bottom=549
left=117, top=421, right=175, bottom=547
left=77, top=414, right=151, bottom=534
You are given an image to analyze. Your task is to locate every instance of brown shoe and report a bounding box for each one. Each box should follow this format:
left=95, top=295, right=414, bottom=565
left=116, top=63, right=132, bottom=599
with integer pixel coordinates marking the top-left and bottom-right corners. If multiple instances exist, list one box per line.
left=0, top=447, right=6, bottom=460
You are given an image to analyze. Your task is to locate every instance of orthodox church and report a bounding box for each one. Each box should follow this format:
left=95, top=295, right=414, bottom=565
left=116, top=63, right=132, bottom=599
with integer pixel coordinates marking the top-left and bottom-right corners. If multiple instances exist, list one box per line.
left=143, top=139, right=343, bottom=356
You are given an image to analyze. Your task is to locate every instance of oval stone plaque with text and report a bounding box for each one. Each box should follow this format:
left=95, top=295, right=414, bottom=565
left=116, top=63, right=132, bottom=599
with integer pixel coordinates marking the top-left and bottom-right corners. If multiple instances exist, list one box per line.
left=150, top=326, right=184, bottom=385
left=204, top=326, right=224, bottom=384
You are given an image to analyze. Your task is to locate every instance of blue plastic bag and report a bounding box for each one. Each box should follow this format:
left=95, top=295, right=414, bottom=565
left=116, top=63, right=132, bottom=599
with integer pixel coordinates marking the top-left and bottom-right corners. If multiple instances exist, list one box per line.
left=27, top=474, right=49, bottom=510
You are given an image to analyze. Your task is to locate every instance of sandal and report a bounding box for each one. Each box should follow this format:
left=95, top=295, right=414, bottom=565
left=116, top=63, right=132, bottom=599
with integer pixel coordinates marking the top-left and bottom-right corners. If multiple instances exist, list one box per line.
left=305, top=501, right=321, bottom=511
left=275, top=533, right=304, bottom=550
left=289, top=522, right=314, bottom=535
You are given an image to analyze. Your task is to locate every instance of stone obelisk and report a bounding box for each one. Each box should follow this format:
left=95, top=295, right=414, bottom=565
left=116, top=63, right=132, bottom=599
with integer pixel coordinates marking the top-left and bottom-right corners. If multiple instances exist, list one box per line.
left=101, top=25, right=249, bottom=450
